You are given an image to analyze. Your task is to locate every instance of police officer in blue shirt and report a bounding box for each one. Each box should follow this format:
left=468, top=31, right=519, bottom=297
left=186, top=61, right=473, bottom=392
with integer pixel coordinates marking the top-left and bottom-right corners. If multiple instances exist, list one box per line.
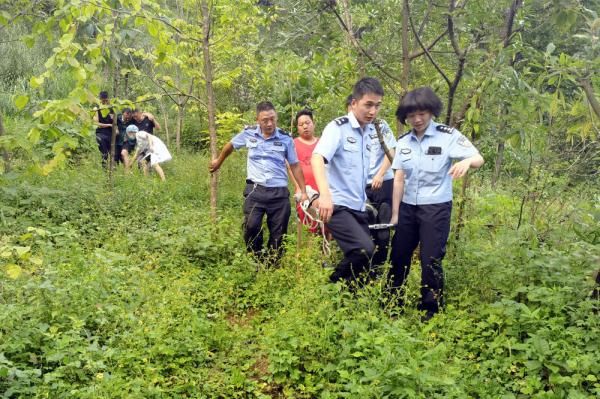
left=344, top=95, right=398, bottom=269
left=312, top=77, right=384, bottom=283
left=210, top=101, right=308, bottom=265
left=389, top=87, right=484, bottom=320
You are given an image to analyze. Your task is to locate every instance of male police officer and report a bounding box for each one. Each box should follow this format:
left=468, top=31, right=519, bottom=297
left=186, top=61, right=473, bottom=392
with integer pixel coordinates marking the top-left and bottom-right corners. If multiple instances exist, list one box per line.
left=344, top=94, right=397, bottom=271
left=210, top=101, right=308, bottom=265
left=390, top=87, right=484, bottom=320
left=312, top=77, right=384, bottom=283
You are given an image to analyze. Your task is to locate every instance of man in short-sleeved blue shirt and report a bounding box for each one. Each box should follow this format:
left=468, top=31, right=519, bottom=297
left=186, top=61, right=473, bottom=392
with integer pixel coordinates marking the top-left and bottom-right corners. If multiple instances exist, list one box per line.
left=389, top=87, right=484, bottom=320
left=210, top=101, right=308, bottom=265
left=312, top=78, right=385, bottom=283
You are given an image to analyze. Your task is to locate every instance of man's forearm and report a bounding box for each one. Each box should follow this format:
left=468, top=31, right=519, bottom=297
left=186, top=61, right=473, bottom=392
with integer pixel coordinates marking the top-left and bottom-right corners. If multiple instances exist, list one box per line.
left=290, top=163, right=306, bottom=193
left=391, top=170, right=405, bottom=221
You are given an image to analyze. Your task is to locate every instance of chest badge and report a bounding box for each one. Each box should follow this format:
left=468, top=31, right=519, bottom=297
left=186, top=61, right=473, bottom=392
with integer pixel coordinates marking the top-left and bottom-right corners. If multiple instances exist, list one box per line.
left=347, top=137, right=357, bottom=144
left=273, top=141, right=283, bottom=146
left=400, top=148, right=412, bottom=155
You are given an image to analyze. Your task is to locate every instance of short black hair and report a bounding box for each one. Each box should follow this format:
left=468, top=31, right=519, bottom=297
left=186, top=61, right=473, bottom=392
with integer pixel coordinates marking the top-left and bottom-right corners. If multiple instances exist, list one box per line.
left=344, top=94, right=353, bottom=109
left=256, top=101, right=276, bottom=114
left=395, top=87, right=443, bottom=124
left=352, top=77, right=384, bottom=101
left=122, top=107, right=132, bottom=114
left=99, top=91, right=109, bottom=99
left=295, top=108, right=313, bottom=125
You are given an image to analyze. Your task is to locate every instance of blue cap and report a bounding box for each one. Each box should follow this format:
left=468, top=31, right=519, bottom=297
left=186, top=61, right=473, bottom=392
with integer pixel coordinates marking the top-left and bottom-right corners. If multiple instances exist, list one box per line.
left=126, top=125, right=139, bottom=133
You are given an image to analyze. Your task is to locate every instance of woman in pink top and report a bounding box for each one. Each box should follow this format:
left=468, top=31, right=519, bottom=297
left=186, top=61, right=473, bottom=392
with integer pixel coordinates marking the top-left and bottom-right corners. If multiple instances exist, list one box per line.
left=291, top=109, right=320, bottom=233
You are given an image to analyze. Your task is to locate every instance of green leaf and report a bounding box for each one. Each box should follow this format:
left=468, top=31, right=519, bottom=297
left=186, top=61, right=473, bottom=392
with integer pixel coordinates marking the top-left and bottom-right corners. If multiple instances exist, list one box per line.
left=29, top=76, right=44, bottom=89
left=148, top=23, right=159, bottom=38
left=5, top=264, right=22, bottom=279
left=14, top=95, right=29, bottom=110
left=28, top=127, right=41, bottom=144
left=66, top=57, right=80, bottom=68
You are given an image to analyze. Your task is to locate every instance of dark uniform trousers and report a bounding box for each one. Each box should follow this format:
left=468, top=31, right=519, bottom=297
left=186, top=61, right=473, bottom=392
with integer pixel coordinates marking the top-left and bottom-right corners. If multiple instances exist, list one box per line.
left=242, top=182, right=291, bottom=264
left=326, top=206, right=375, bottom=283
left=96, top=133, right=111, bottom=167
left=366, top=178, right=393, bottom=268
left=390, top=201, right=452, bottom=314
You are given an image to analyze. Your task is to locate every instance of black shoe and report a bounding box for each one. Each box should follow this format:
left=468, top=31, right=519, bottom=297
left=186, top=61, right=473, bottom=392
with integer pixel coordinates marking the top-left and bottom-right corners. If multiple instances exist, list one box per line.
left=421, top=310, right=436, bottom=323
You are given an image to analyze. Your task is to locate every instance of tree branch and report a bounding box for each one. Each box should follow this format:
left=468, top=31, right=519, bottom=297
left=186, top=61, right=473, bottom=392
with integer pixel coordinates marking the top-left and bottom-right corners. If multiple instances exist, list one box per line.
left=579, top=77, right=600, bottom=120
left=406, top=1, right=451, bottom=86
left=408, top=29, right=448, bottom=60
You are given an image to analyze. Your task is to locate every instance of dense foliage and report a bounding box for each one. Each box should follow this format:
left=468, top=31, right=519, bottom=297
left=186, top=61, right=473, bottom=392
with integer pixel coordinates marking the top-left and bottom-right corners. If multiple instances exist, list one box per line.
left=0, top=0, right=599, bottom=397
left=1, top=154, right=598, bottom=398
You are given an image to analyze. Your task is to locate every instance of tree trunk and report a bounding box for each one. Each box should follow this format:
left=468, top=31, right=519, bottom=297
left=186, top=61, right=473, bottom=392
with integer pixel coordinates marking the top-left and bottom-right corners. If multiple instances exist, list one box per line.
left=398, top=0, right=410, bottom=134
left=176, top=104, right=186, bottom=152
left=201, top=0, right=218, bottom=222
left=158, top=98, right=170, bottom=147
left=0, top=112, right=10, bottom=172
left=579, top=78, right=600, bottom=119
left=109, top=113, right=118, bottom=183
left=109, top=62, right=119, bottom=179
left=492, top=140, right=505, bottom=188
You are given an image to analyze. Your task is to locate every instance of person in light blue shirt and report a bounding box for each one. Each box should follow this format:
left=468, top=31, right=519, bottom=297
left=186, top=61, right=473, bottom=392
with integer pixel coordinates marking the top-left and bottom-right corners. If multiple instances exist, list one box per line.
left=210, top=101, right=308, bottom=266
left=344, top=94, right=398, bottom=271
left=389, top=87, right=484, bottom=320
left=312, top=77, right=384, bottom=283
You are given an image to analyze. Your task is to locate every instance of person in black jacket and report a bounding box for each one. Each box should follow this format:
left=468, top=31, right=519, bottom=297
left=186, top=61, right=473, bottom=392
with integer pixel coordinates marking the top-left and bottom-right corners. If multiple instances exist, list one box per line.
left=93, top=91, right=115, bottom=168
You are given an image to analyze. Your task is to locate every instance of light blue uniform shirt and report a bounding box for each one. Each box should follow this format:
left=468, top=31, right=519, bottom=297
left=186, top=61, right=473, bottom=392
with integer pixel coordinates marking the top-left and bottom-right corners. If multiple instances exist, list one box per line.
left=231, top=126, right=298, bottom=188
left=391, top=120, right=479, bottom=205
left=313, top=112, right=373, bottom=211
left=367, top=119, right=397, bottom=184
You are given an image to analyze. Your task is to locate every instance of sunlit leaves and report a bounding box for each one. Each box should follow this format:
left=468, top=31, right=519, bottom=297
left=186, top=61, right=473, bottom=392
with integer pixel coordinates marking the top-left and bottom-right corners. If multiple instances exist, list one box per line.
left=14, top=95, right=29, bottom=111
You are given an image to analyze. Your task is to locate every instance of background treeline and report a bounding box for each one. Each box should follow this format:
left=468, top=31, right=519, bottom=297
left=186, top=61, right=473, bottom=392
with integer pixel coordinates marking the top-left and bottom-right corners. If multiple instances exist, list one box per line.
left=0, top=0, right=598, bottom=183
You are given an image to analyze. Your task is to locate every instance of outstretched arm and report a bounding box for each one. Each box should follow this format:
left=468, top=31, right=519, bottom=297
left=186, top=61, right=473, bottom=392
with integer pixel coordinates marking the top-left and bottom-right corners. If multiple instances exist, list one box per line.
left=448, top=153, right=484, bottom=179
left=209, top=142, right=234, bottom=173
left=143, top=112, right=162, bottom=130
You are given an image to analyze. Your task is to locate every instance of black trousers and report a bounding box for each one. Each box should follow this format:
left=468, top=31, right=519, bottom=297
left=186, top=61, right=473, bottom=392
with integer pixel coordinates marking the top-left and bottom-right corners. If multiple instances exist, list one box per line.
left=242, top=182, right=291, bottom=263
left=96, top=133, right=111, bottom=167
left=366, top=178, right=393, bottom=267
left=96, top=134, right=121, bottom=166
left=326, top=206, right=375, bottom=283
left=389, top=201, right=452, bottom=314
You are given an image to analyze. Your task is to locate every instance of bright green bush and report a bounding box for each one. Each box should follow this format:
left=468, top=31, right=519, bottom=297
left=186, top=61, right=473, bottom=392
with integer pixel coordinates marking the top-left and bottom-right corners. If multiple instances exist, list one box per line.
left=1, top=154, right=598, bottom=398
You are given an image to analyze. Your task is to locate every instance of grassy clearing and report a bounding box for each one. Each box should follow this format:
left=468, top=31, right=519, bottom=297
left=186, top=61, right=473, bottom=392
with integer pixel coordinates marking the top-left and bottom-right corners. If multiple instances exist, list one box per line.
left=1, top=153, right=598, bottom=398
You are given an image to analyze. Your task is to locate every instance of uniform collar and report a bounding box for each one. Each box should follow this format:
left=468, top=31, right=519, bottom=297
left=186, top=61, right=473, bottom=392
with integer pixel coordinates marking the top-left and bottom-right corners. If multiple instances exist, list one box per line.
left=348, top=112, right=374, bottom=135
left=410, top=120, right=438, bottom=140
left=254, top=127, right=281, bottom=140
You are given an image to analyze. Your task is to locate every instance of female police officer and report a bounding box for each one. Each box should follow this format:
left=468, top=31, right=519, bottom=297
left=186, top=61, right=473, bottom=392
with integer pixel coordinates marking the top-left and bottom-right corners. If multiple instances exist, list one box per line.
left=389, top=87, right=484, bottom=320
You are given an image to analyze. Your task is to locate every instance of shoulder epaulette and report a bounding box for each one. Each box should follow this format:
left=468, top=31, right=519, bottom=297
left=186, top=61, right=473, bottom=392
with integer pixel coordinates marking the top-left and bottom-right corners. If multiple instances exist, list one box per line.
left=436, top=124, right=455, bottom=134
left=398, top=131, right=411, bottom=139
left=244, top=124, right=258, bottom=130
left=334, top=117, right=349, bottom=126
left=277, top=128, right=290, bottom=136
